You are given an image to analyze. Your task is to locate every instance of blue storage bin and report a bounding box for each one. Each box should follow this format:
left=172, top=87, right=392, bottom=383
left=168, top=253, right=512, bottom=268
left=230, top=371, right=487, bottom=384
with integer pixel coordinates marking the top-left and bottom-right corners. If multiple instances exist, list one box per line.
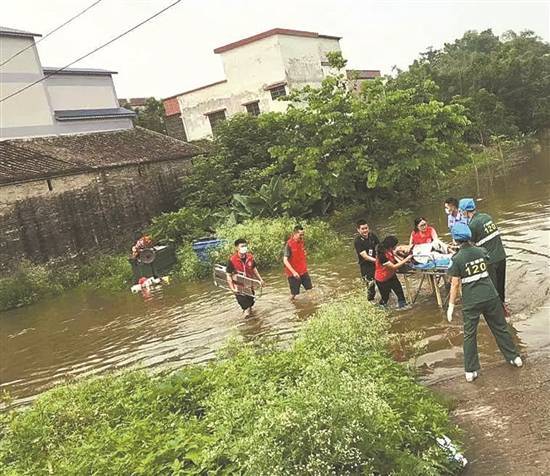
left=192, top=238, right=224, bottom=262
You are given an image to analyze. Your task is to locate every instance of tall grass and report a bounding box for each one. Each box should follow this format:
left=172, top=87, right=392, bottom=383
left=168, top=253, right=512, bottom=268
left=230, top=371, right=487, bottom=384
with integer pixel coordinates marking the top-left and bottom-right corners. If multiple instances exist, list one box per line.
left=0, top=292, right=462, bottom=475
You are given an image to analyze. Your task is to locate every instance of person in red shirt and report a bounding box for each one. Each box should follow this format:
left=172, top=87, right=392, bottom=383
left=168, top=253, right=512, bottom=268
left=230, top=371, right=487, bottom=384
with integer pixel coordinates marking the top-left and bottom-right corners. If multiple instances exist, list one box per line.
left=226, top=238, right=264, bottom=318
left=375, top=236, right=413, bottom=308
left=283, top=225, right=312, bottom=301
left=409, top=217, right=439, bottom=247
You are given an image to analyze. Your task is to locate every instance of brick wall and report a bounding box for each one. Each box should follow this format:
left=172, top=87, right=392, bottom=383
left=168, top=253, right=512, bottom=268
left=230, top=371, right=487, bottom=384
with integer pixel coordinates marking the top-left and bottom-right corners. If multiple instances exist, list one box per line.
left=0, top=158, right=192, bottom=271
left=165, top=114, right=187, bottom=141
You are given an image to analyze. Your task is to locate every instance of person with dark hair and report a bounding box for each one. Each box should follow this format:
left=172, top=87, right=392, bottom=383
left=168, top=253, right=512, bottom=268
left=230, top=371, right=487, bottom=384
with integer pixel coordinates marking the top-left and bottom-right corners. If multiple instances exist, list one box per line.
left=226, top=238, right=264, bottom=318
left=283, top=225, right=312, bottom=300
left=354, top=220, right=379, bottom=301
left=374, top=236, right=413, bottom=308
left=446, top=222, right=521, bottom=382
left=459, top=198, right=508, bottom=314
left=409, top=217, right=439, bottom=246
left=444, top=197, right=467, bottom=231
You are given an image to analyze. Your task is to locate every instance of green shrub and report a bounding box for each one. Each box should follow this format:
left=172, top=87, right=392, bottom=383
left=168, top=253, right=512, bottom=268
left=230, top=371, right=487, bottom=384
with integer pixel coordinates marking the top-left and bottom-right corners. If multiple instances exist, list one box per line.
left=76, top=255, right=133, bottom=290
left=172, top=217, right=341, bottom=281
left=148, top=206, right=213, bottom=244
left=0, top=261, right=63, bottom=311
left=0, top=292, right=462, bottom=475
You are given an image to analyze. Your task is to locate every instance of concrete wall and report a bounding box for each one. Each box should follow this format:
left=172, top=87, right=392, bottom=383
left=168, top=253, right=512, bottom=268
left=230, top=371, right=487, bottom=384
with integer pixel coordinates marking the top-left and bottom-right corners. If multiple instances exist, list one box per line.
left=0, top=36, right=55, bottom=134
left=0, top=34, right=131, bottom=140
left=0, top=159, right=192, bottom=270
left=45, top=73, right=119, bottom=110
left=279, top=35, right=341, bottom=89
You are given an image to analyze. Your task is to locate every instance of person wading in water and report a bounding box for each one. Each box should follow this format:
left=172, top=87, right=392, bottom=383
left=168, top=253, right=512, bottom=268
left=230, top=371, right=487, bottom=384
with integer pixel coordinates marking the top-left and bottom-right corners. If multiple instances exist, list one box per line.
left=446, top=223, right=522, bottom=382
left=354, top=219, right=379, bottom=301
left=226, top=239, right=264, bottom=318
left=283, top=225, right=312, bottom=301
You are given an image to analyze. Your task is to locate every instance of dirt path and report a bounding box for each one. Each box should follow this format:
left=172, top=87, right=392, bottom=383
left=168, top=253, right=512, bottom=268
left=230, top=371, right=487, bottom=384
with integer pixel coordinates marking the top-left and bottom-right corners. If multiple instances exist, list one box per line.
left=432, top=350, right=550, bottom=475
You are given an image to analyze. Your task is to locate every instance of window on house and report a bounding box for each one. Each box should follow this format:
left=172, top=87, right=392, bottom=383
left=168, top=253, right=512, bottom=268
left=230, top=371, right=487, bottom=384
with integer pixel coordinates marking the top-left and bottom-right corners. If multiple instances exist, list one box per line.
left=244, top=101, right=260, bottom=116
left=269, top=85, right=286, bottom=100
left=206, top=109, right=226, bottom=133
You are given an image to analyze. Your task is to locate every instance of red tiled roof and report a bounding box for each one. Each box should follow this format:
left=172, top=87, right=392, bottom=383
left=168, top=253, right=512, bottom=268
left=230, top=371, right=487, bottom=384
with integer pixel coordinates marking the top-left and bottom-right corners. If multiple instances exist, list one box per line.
left=213, top=28, right=341, bottom=54
left=0, top=127, right=200, bottom=185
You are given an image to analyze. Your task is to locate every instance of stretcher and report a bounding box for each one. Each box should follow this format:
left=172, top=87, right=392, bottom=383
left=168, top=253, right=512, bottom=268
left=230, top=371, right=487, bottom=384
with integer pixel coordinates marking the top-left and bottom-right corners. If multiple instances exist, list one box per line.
left=213, top=264, right=263, bottom=298
left=398, top=254, right=451, bottom=308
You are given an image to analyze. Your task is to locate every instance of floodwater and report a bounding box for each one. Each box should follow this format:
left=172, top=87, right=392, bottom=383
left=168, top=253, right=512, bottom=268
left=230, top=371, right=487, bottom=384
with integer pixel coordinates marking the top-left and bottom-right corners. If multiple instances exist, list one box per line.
left=1, top=140, right=549, bottom=407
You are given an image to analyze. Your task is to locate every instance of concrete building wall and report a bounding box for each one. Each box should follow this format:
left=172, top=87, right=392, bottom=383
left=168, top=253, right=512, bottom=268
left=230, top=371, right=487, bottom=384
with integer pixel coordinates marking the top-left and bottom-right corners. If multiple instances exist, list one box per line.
left=279, top=35, right=340, bottom=89
left=45, top=74, right=119, bottom=110
left=0, top=35, right=55, bottom=134
left=171, top=32, right=344, bottom=141
left=0, top=159, right=192, bottom=269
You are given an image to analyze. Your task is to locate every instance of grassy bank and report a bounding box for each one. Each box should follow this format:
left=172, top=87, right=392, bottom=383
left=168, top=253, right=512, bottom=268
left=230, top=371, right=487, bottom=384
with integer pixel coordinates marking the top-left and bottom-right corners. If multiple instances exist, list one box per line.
left=0, top=218, right=339, bottom=312
left=0, top=293, right=463, bottom=475
left=0, top=256, right=133, bottom=312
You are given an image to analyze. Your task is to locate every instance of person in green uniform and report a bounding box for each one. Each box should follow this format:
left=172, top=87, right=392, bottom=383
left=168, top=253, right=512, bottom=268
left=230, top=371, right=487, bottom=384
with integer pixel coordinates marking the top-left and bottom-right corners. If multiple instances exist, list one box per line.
left=446, top=223, right=522, bottom=382
left=459, top=198, right=509, bottom=314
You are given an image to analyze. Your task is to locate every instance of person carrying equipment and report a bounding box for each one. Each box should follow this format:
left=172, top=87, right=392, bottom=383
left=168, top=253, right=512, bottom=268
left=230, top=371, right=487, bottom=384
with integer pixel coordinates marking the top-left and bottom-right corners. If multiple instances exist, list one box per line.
left=354, top=219, right=380, bottom=301
left=226, top=239, right=265, bottom=318
left=446, top=223, right=522, bottom=382
left=459, top=198, right=508, bottom=313
left=374, top=236, right=413, bottom=308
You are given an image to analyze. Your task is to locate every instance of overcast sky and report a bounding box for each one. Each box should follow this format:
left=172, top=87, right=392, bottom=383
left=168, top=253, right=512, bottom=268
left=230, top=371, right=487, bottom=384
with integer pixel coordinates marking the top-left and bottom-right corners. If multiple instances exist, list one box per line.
left=2, top=0, right=549, bottom=99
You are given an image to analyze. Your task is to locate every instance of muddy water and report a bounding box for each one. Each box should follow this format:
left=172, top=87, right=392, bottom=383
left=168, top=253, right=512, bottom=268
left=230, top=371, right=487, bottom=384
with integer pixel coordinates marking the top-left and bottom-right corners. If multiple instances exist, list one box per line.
left=1, top=141, right=549, bottom=406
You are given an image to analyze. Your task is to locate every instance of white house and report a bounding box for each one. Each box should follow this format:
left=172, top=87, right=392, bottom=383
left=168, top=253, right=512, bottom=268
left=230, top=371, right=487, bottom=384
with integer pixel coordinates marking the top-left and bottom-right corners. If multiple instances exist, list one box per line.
left=163, top=28, right=380, bottom=142
left=0, top=26, right=135, bottom=140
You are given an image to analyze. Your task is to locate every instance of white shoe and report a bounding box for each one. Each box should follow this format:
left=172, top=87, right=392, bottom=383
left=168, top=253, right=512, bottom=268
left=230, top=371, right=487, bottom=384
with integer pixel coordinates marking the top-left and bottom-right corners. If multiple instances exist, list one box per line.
left=465, top=371, right=478, bottom=382
left=510, top=356, right=523, bottom=367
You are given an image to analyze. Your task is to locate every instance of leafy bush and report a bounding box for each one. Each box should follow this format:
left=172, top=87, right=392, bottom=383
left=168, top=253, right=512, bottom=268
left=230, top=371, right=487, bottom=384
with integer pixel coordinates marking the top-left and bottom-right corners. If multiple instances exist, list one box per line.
left=0, top=292, right=462, bottom=475
left=147, top=206, right=213, bottom=244
left=0, top=260, right=63, bottom=311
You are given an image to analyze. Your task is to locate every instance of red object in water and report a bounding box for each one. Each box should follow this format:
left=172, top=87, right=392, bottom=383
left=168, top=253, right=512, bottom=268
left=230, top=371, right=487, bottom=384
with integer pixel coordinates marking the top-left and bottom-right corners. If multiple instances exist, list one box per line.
left=138, top=277, right=148, bottom=286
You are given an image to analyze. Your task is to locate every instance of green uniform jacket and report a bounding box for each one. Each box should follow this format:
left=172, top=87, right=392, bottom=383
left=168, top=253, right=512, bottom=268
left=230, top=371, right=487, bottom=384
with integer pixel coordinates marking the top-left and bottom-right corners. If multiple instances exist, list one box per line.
left=467, top=212, right=506, bottom=264
left=447, top=245, right=498, bottom=309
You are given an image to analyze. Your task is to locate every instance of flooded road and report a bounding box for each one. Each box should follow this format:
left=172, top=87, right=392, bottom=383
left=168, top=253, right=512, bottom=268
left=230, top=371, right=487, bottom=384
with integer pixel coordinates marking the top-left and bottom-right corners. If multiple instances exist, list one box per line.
left=1, top=140, right=549, bottom=406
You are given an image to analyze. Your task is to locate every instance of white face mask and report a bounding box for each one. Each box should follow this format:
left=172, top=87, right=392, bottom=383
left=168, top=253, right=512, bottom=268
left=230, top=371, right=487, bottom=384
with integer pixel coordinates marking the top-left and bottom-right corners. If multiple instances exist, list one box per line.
left=239, top=246, right=248, bottom=254
left=444, top=206, right=451, bottom=215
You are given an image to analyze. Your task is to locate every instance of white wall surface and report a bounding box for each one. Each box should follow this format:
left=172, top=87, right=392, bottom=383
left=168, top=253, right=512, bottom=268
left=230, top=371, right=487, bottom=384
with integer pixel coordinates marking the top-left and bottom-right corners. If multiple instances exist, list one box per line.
left=45, top=74, right=119, bottom=111
left=0, top=35, right=54, bottom=133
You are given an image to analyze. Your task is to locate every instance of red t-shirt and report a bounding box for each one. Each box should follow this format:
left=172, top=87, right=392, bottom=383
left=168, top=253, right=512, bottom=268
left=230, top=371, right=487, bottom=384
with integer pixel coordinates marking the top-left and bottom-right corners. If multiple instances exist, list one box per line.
left=284, top=238, right=308, bottom=277
left=375, top=250, right=396, bottom=282
left=411, top=226, right=436, bottom=245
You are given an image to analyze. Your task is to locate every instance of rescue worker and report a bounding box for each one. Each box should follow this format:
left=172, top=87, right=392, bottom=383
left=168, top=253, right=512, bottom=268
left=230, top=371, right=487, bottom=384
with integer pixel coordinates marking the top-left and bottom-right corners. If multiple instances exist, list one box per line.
left=354, top=219, right=380, bottom=301
left=444, top=197, right=468, bottom=231
left=459, top=198, right=509, bottom=312
left=374, top=236, right=413, bottom=308
left=226, top=238, right=264, bottom=318
left=283, top=225, right=312, bottom=301
left=446, top=223, right=522, bottom=382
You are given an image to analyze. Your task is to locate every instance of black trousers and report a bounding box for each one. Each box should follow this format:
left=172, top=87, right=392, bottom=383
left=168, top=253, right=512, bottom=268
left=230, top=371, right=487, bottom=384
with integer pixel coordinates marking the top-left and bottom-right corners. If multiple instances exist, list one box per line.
left=359, top=263, right=376, bottom=301
left=488, top=259, right=506, bottom=302
left=376, top=275, right=406, bottom=306
left=235, top=294, right=255, bottom=310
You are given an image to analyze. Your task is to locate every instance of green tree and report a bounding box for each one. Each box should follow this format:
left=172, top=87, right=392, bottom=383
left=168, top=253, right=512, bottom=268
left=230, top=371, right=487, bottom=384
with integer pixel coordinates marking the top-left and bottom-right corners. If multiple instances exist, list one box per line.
left=394, top=29, right=550, bottom=142
left=131, top=97, right=168, bottom=134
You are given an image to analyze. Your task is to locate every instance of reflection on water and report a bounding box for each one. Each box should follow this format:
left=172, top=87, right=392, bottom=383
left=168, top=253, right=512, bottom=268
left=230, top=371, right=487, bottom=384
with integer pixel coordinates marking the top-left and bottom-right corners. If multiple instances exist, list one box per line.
left=1, top=141, right=549, bottom=405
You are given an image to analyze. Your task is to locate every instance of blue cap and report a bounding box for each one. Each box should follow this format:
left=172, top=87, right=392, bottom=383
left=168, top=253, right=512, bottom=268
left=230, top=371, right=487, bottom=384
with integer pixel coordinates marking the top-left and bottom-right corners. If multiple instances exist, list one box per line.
left=459, top=198, right=476, bottom=211
left=452, top=222, right=472, bottom=241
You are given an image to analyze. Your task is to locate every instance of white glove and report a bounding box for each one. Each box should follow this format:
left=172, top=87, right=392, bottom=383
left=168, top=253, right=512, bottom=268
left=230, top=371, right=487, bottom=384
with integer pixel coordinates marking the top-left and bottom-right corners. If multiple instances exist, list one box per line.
left=446, top=303, right=455, bottom=323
